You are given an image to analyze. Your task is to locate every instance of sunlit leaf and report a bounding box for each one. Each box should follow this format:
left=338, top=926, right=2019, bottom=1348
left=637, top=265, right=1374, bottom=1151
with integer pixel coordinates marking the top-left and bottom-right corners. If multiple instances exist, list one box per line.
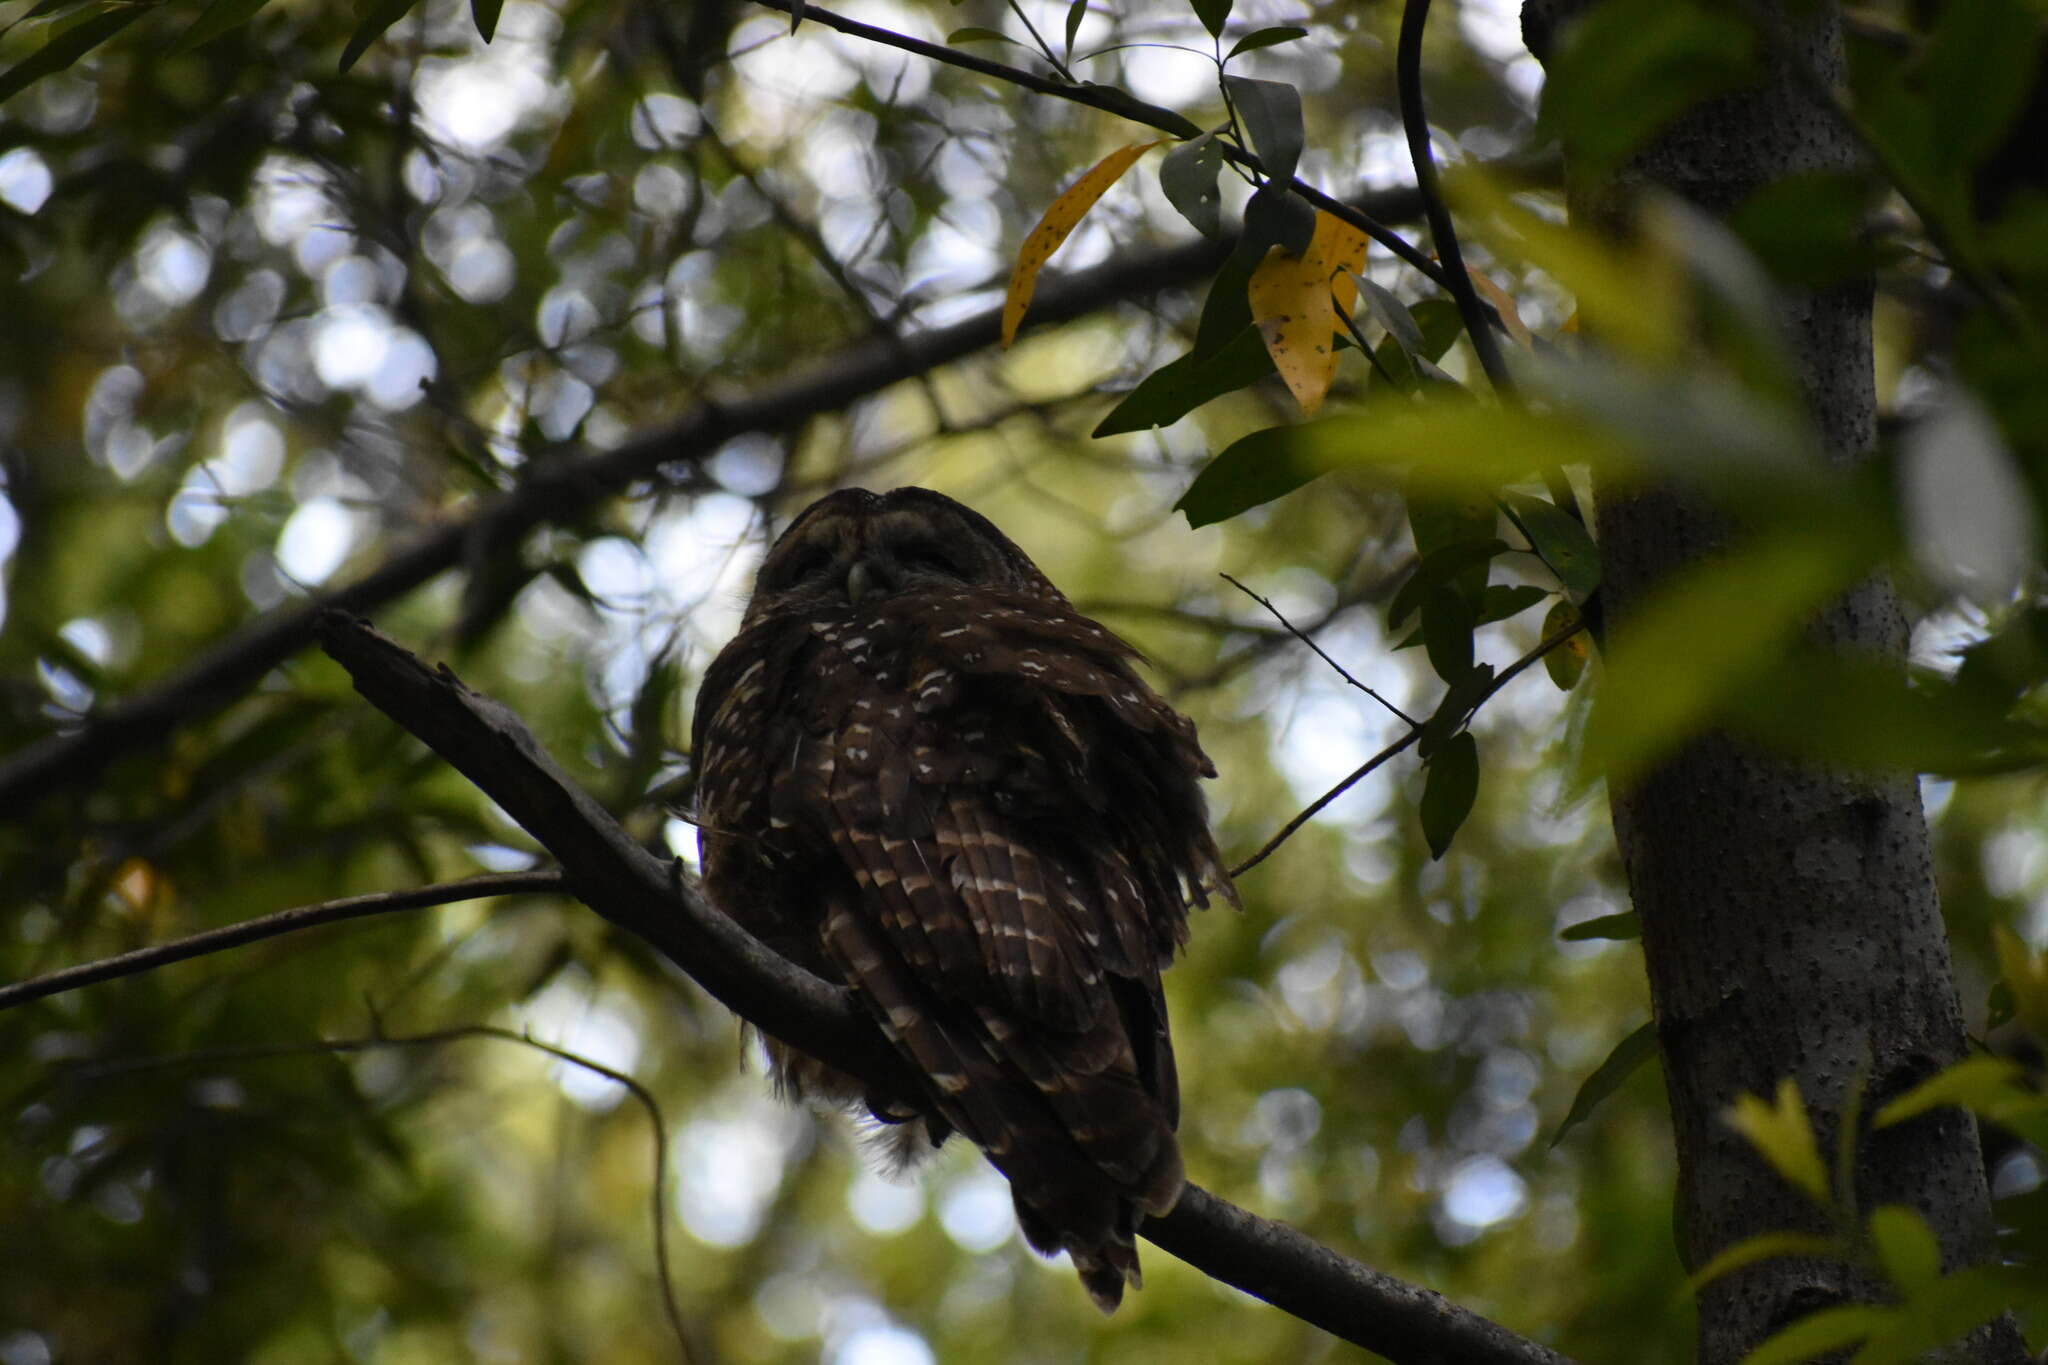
left=1419, top=730, right=1478, bottom=859
left=1002, top=139, right=1164, bottom=347
left=1738, top=1305, right=1887, bottom=1365
left=1866, top=1206, right=1941, bottom=1296
left=1874, top=1055, right=2030, bottom=1128
left=1551, top=1020, right=1657, bottom=1146
left=1247, top=211, right=1370, bottom=415
left=1991, top=925, right=2048, bottom=1040
left=1725, top=1078, right=1831, bottom=1209
left=1680, top=1230, right=1840, bottom=1298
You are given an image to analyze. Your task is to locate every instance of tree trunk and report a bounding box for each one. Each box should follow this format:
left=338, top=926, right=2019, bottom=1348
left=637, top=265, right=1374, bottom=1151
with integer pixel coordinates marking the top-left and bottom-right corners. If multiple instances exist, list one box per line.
left=1518, top=4, right=2024, bottom=1362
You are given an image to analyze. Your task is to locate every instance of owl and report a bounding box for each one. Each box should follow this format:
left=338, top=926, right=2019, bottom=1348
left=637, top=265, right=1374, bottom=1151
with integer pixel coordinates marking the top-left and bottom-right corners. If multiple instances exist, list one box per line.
left=690, top=486, right=1233, bottom=1311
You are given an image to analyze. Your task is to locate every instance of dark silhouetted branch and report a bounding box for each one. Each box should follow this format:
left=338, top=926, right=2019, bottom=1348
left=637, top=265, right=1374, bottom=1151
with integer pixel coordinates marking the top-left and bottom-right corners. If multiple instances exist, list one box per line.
left=0, top=871, right=565, bottom=1013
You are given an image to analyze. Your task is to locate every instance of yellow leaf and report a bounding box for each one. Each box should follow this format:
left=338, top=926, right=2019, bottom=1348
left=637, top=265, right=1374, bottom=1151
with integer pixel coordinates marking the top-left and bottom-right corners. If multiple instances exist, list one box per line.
left=1002, top=140, right=1165, bottom=348
left=1725, top=1078, right=1832, bottom=1209
left=1467, top=267, right=1533, bottom=348
left=1249, top=210, right=1368, bottom=416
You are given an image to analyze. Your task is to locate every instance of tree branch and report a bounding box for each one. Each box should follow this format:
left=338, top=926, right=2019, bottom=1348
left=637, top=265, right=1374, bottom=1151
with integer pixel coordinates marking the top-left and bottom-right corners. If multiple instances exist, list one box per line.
left=0, top=188, right=1432, bottom=820
left=0, top=871, right=566, bottom=1013
left=1396, top=0, right=1513, bottom=392
left=309, top=611, right=1574, bottom=1365
left=743, top=0, right=1452, bottom=288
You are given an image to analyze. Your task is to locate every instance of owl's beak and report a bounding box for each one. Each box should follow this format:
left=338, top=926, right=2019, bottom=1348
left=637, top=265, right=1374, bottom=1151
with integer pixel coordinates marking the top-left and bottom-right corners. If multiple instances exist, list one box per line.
left=845, top=557, right=889, bottom=604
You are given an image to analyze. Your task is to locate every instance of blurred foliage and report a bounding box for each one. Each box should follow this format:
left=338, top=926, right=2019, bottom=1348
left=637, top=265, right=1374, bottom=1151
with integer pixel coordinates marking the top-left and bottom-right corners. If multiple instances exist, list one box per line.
left=0, top=0, right=2044, bottom=1361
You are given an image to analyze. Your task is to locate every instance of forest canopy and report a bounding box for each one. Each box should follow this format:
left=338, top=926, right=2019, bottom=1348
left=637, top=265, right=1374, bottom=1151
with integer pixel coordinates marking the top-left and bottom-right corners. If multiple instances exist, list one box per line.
left=2, top=0, right=2046, bottom=1362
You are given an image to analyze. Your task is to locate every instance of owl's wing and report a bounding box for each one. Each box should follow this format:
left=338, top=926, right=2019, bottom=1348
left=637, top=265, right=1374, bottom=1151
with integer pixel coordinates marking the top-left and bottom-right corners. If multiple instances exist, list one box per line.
left=767, top=593, right=1226, bottom=1309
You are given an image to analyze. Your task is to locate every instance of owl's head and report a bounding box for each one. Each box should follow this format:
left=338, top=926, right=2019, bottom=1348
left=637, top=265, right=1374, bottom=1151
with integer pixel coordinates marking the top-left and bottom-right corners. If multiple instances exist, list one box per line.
left=742, top=487, right=1060, bottom=625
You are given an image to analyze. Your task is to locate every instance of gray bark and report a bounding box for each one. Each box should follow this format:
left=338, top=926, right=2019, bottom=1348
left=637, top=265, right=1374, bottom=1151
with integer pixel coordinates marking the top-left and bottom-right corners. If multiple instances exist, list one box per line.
left=1519, top=4, right=2024, bottom=1362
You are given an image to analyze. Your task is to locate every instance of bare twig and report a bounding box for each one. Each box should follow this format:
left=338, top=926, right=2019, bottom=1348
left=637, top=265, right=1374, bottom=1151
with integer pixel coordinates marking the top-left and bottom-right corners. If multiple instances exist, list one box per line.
left=1229, top=615, right=1587, bottom=878
left=313, top=612, right=1576, bottom=1365
left=1220, top=572, right=1418, bottom=726
left=744, top=0, right=1451, bottom=288
left=1230, top=730, right=1421, bottom=878
left=63, top=1024, right=698, bottom=1365
left=0, top=872, right=566, bottom=1013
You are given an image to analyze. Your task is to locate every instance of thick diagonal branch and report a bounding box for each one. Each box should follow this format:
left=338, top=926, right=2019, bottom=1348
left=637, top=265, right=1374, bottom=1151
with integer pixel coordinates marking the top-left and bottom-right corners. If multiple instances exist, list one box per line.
left=314, top=611, right=1572, bottom=1365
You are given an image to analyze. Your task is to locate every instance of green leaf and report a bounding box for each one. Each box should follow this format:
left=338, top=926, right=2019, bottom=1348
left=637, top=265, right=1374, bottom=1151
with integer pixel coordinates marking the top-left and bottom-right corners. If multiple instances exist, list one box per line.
left=1560, top=911, right=1640, bottom=941
left=1224, top=75, right=1303, bottom=185
left=0, top=4, right=144, bottom=104
left=1224, top=24, right=1305, bottom=59
left=1475, top=584, right=1550, bottom=626
left=1681, top=1230, right=1840, bottom=1298
left=1237, top=181, right=1314, bottom=261
left=1194, top=252, right=1254, bottom=357
left=1541, top=599, right=1589, bottom=690
left=1874, top=1055, right=2028, bottom=1128
left=1535, top=0, right=1756, bottom=181
left=1175, top=423, right=1321, bottom=527
left=1739, top=1305, right=1888, bottom=1365
left=1191, top=0, right=1231, bottom=40
left=1094, top=325, right=1273, bottom=437
left=1160, top=133, right=1226, bottom=240
left=172, top=0, right=275, bottom=51
left=1551, top=1020, right=1657, bottom=1147
left=1388, top=539, right=1508, bottom=629
left=1923, top=0, right=2041, bottom=170
left=1418, top=663, right=1494, bottom=759
left=339, top=0, right=421, bottom=72
left=1062, top=0, right=1085, bottom=63
left=1419, top=731, right=1478, bottom=860
left=1356, top=276, right=1426, bottom=357
left=1419, top=585, right=1476, bottom=682
left=1866, top=1206, right=1941, bottom=1296
left=1500, top=491, right=1601, bottom=600
left=947, top=26, right=1020, bottom=45
left=1725, top=1078, right=1832, bottom=1208
left=1725, top=652, right=2048, bottom=778
left=1586, top=525, right=1880, bottom=789
left=1730, top=172, right=1884, bottom=287
left=471, top=0, right=503, bottom=41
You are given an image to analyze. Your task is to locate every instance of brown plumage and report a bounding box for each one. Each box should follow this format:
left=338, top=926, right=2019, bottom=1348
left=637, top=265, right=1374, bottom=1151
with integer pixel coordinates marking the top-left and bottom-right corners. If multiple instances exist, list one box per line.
left=690, top=486, right=1232, bottom=1311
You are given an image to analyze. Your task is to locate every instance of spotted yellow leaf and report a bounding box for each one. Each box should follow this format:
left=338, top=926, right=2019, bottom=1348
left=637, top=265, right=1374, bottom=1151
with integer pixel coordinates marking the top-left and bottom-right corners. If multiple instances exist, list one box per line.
left=1248, top=210, right=1370, bottom=415
left=1467, top=267, right=1533, bottom=348
left=1002, top=139, right=1165, bottom=348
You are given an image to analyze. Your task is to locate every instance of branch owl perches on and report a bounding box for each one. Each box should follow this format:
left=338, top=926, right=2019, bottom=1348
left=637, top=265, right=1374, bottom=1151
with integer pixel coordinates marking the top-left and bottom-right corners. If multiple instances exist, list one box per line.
left=690, top=486, right=1235, bottom=1311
